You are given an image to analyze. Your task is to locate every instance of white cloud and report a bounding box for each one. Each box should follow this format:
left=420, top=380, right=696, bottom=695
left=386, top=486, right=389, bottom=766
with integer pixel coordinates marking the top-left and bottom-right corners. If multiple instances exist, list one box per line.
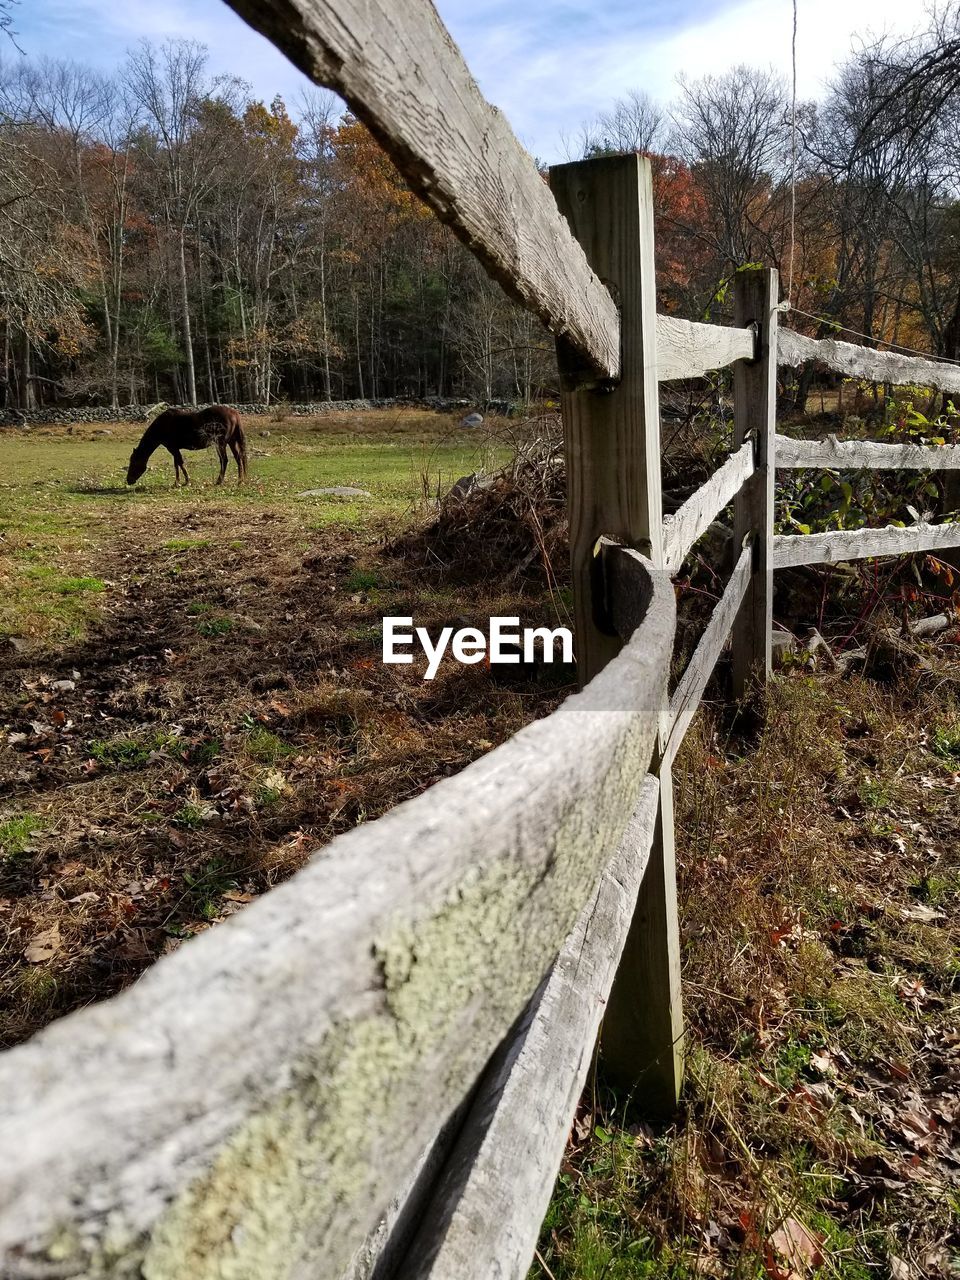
left=21, top=0, right=317, bottom=109
left=19, top=0, right=926, bottom=158
left=436, top=0, right=924, bottom=160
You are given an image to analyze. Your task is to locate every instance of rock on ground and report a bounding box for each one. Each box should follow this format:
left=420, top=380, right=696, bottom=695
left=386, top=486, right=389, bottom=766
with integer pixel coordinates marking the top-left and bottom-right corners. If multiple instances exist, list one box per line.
left=297, top=487, right=372, bottom=499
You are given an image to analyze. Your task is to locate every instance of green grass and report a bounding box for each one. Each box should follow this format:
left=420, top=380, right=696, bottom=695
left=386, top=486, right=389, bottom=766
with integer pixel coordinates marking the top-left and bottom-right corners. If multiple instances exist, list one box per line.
left=90, top=731, right=177, bottom=770
left=243, top=725, right=295, bottom=764
left=163, top=538, right=211, bottom=552
left=0, top=413, right=507, bottom=642
left=344, top=568, right=381, bottom=592
left=536, top=1125, right=703, bottom=1279
left=196, top=615, right=234, bottom=637
left=0, top=418, right=502, bottom=507
left=54, top=575, right=105, bottom=594
left=0, top=813, right=45, bottom=858
left=188, top=738, right=222, bottom=766
left=930, top=722, right=960, bottom=763
left=174, top=803, right=209, bottom=831
left=181, top=857, right=240, bottom=918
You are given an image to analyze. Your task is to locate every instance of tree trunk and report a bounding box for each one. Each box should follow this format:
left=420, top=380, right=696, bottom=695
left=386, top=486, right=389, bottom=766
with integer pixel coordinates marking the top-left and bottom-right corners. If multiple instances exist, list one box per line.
left=792, top=361, right=817, bottom=414
left=2, top=323, right=9, bottom=409
left=178, top=230, right=197, bottom=405
left=20, top=330, right=37, bottom=412
left=319, top=236, right=331, bottom=401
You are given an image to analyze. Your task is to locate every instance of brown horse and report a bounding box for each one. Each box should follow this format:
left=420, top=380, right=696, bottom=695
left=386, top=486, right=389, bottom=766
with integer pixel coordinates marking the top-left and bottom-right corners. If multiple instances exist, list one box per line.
left=126, top=406, right=248, bottom=487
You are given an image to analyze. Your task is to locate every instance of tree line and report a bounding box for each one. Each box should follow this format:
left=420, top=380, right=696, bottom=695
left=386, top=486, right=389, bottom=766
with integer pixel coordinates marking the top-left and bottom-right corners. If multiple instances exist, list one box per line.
left=2, top=6, right=959, bottom=411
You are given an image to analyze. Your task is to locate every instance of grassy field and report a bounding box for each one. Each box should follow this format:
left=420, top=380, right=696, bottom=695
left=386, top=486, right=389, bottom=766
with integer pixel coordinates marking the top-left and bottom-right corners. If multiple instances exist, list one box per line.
left=0, top=408, right=565, bottom=1046
left=0, top=410, right=508, bottom=640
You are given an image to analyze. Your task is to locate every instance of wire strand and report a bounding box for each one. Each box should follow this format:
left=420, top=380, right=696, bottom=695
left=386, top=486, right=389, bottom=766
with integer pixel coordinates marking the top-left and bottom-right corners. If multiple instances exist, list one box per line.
left=787, top=0, right=798, bottom=304
left=786, top=303, right=960, bottom=367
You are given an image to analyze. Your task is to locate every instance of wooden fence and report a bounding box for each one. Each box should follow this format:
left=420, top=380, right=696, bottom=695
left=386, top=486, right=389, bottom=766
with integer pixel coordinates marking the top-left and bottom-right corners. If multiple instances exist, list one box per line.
left=2, top=2, right=960, bottom=1277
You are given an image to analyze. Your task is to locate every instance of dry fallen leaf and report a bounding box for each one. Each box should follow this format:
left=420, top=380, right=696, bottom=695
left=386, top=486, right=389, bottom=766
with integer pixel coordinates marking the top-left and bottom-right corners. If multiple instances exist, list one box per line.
left=810, top=1050, right=838, bottom=1077
left=899, top=902, right=945, bottom=923
left=889, top=1257, right=917, bottom=1280
left=24, top=925, right=61, bottom=964
left=768, top=1217, right=826, bottom=1274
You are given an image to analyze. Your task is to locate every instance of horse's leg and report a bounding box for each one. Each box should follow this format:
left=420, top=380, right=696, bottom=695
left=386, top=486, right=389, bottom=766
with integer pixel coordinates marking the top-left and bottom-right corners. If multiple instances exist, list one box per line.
left=174, top=450, right=190, bottom=486
left=163, top=444, right=179, bottom=486
left=228, top=438, right=244, bottom=483
left=216, top=440, right=228, bottom=485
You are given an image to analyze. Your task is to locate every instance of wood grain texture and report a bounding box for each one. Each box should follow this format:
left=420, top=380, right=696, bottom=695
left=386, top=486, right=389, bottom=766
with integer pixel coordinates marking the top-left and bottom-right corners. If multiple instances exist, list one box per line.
left=600, top=540, right=658, bottom=639
left=774, top=521, right=960, bottom=568
left=552, top=153, right=663, bottom=684
left=601, top=749, right=682, bottom=1121
left=222, top=0, right=620, bottom=387
left=665, top=543, right=753, bottom=763
left=346, top=1107, right=470, bottom=1280
left=656, top=315, right=756, bottom=381
left=552, top=155, right=683, bottom=1113
left=778, top=327, right=960, bottom=395
left=400, top=776, right=661, bottom=1280
left=732, top=268, right=778, bottom=696
left=775, top=432, right=960, bottom=471
left=0, top=563, right=674, bottom=1279
left=662, top=441, right=755, bottom=575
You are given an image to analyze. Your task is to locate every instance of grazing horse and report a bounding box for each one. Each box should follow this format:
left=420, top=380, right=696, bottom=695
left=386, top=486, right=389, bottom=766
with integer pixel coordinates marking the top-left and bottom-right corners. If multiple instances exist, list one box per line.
left=126, top=406, right=248, bottom=487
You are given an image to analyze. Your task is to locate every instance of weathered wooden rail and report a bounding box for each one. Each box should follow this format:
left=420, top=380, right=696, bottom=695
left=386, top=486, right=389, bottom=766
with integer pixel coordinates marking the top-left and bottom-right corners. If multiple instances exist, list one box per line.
left=1, top=1, right=959, bottom=1277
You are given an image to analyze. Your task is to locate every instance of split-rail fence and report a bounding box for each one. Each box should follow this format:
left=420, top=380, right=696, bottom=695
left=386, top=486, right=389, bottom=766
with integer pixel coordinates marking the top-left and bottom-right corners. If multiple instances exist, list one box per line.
left=2, top=2, right=959, bottom=1277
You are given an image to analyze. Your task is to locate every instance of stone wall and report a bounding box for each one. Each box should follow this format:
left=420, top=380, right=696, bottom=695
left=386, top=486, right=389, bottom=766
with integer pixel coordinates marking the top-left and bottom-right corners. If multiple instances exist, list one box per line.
left=0, top=397, right=490, bottom=428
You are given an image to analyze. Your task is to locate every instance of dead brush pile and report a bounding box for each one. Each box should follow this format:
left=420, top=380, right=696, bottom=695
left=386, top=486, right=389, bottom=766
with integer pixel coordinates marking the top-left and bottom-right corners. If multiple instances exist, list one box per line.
left=394, top=415, right=569, bottom=588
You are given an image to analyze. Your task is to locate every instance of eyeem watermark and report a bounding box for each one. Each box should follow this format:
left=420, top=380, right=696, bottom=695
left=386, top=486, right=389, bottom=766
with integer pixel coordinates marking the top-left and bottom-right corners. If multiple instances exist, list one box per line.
left=382, top=617, right=573, bottom=680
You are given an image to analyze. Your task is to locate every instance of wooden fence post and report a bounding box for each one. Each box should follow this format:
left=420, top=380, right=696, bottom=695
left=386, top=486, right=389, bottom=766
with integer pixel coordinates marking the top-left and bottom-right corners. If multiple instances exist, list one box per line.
left=550, top=154, right=683, bottom=1117
left=732, top=266, right=779, bottom=698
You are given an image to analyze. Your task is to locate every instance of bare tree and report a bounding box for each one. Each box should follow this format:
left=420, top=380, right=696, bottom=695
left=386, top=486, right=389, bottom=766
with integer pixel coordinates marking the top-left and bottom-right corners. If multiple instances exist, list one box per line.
left=593, top=90, right=665, bottom=156
left=566, top=89, right=665, bottom=160
left=125, top=41, right=241, bottom=405
left=671, top=66, right=790, bottom=269
left=0, top=0, right=20, bottom=51
left=296, top=88, right=343, bottom=400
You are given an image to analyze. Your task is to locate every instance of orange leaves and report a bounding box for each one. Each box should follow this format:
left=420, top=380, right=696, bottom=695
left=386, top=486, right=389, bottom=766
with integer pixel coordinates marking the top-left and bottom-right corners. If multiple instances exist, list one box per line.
left=648, top=152, right=712, bottom=294
left=332, top=115, right=432, bottom=246
left=925, top=555, right=955, bottom=588
left=242, top=97, right=298, bottom=149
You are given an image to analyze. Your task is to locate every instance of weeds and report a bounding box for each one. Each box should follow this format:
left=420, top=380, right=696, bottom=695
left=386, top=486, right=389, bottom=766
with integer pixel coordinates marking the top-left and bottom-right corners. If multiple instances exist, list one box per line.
left=344, top=568, right=380, bottom=592
left=164, top=538, right=210, bottom=552
left=90, top=731, right=176, bottom=770
left=242, top=724, right=295, bottom=764
left=929, top=723, right=960, bottom=762
left=196, top=615, right=234, bottom=637
left=182, top=858, right=239, bottom=918
left=535, top=670, right=960, bottom=1280
left=52, top=576, right=105, bottom=595
left=0, top=813, right=45, bottom=857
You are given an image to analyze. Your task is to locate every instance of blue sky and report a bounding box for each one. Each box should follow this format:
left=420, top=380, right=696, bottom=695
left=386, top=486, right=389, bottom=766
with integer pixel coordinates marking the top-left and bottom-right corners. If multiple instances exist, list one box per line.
left=11, top=0, right=918, bottom=161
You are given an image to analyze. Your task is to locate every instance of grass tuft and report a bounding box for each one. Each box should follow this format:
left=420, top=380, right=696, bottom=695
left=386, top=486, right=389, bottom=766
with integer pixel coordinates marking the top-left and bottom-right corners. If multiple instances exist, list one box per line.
left=0, top=813, right=46, bottom=858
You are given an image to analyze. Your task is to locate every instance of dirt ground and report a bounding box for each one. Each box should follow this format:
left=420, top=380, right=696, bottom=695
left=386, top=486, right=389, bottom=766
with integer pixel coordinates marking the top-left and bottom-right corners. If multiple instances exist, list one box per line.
left=0, top=411, right=565, bottom=1045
